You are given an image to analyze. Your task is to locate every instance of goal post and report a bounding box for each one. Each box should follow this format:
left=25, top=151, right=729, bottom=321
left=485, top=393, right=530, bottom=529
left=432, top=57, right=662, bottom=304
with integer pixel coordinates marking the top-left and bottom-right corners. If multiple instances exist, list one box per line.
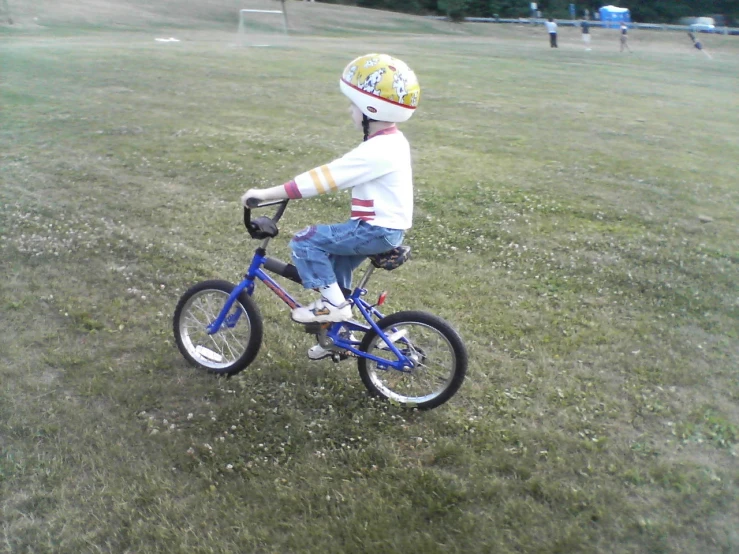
left=1, top=0, right=13, bottom=25
left=237, top=5, right=289, bottom=38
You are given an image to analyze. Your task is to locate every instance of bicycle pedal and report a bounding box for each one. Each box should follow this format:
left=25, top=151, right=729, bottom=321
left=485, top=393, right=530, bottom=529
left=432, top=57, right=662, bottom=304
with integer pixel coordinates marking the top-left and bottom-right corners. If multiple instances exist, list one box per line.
left=331, top=352, right=350, bottom=363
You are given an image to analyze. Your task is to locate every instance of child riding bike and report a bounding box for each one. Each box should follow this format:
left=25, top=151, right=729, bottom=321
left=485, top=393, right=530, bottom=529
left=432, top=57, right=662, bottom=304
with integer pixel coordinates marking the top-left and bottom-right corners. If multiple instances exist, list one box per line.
left=175, top=54, right=466, bottom=407
left=241, top=53, right=421, bottom=353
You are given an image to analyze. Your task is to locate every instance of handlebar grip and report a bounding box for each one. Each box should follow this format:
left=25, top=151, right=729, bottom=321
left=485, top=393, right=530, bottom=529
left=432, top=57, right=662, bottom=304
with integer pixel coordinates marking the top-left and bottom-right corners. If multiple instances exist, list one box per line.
left=245, top=197, right=261, bottom=209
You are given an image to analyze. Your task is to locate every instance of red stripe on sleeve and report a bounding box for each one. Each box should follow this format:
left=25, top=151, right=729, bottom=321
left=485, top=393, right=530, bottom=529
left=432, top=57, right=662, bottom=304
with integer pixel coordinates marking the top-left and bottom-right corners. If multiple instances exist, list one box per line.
left=284, top=180, right=302, bottom=199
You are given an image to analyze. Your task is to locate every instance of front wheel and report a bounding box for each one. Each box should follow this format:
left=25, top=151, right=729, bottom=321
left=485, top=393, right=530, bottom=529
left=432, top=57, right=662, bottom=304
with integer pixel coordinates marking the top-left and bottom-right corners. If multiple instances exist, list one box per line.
left=173, top=279, right=263, bottom=376
left=357, top=311, right=467, bottom=410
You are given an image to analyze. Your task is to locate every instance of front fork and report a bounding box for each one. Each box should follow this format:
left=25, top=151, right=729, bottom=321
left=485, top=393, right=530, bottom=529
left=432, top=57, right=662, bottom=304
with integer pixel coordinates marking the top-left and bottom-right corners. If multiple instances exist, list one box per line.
left=207, top=248, right=298, bottom=335
left=206, top=278, right=253, bottom=335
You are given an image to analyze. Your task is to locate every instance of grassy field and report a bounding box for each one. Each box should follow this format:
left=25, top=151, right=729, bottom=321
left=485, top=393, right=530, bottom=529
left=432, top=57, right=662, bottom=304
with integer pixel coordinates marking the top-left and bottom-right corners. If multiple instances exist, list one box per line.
left=1, top=1, right=738, bottom=552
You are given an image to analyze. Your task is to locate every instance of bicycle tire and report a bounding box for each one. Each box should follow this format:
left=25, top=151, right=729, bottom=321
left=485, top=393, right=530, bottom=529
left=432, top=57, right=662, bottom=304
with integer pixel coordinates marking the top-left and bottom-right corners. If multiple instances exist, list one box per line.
left=173, top=279, right=263, bottom=376
left=357, top=310, right=467, bottom=410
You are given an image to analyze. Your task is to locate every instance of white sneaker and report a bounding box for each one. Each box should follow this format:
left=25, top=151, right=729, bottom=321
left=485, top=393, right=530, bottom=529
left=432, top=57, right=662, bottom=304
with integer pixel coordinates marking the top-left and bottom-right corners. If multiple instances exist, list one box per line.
left=291, top=298, right=352, bottom=324
left=308, top=331, right=358, bottom=361
left=307, top=344, right=334, bottom=360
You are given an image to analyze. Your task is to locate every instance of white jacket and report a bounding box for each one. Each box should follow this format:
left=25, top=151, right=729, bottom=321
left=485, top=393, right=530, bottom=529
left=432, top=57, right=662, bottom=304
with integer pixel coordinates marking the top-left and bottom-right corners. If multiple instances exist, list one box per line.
left=284, top=128, right=413, bottom=230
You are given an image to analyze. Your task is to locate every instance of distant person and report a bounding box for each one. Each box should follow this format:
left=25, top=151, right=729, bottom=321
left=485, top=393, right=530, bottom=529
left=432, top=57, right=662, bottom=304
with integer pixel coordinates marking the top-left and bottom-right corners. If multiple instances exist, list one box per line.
left=581, top=18, right=591, bottom=50
left=688, top=31, right=713, bottom=59
left=545, top=18, right=558, bottom=48
left=620, top=21, right=632, bottom=52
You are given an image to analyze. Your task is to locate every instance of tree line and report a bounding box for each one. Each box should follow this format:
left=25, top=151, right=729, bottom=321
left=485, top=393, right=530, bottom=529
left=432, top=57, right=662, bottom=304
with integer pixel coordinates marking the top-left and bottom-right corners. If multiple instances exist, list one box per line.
left=314, top=0, right=737, bottom=25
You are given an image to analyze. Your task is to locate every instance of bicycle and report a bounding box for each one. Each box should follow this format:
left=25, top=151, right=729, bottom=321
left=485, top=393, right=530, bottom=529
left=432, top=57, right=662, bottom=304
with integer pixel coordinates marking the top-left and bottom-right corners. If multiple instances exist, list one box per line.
left=173, top=199, right=467, bottom=410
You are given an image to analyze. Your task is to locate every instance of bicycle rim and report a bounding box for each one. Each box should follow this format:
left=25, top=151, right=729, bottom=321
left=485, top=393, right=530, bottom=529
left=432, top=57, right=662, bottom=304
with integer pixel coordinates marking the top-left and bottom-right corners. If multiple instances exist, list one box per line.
left=179, top=289, right=254, bottom=371
left=363, top=321, right=457, bottom=407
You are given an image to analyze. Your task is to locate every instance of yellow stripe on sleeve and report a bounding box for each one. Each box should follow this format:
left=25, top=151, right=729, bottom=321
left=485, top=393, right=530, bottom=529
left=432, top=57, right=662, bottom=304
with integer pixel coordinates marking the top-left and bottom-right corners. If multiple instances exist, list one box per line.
left=309, top=169, right=326, bottom=194
left=320, top=165, right=338, bottom=192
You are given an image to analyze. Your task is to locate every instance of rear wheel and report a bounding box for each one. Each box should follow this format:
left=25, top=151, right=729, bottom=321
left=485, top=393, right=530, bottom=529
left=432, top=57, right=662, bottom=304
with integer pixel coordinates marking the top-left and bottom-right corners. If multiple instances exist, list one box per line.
left=357, top=311, right=467, bottom=409
left=173, top=280, right=263, bottom=376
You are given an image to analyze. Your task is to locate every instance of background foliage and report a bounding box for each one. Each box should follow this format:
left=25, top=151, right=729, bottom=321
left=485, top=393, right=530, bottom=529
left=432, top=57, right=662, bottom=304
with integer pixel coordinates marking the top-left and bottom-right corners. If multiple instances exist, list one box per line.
left=323, top=0, right=738, bottom=23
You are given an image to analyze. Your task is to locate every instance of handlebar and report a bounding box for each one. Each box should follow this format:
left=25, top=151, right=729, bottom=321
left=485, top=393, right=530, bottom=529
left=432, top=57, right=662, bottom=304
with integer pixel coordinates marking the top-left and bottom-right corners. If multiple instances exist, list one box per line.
left=243, top=198, right=289, bottom=238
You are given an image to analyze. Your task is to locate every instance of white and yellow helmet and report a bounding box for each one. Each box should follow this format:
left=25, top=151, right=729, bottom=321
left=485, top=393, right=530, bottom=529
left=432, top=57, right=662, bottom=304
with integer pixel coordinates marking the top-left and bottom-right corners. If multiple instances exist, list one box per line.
left=339, top=53, right=420, bottom=123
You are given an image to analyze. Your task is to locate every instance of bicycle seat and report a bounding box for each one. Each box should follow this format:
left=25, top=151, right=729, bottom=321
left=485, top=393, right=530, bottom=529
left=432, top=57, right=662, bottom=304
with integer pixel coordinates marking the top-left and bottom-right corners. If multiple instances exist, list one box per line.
left=368, top=245, right=411, bottom=270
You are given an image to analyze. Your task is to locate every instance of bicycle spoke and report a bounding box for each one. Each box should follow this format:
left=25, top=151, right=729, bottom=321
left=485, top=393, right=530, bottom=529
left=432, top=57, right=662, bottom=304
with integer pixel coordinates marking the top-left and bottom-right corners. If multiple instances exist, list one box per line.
left=185, top=306, right=211, bottom=330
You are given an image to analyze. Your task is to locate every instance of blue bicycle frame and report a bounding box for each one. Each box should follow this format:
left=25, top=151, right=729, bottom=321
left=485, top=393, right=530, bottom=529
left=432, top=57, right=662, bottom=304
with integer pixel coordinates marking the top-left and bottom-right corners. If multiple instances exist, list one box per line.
left=205, top=201, right=416, bottom=372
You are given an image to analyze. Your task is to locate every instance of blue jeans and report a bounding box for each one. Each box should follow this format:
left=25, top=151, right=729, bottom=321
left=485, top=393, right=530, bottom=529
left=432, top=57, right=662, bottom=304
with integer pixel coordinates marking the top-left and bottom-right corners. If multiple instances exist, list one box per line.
left=289, top=219, right=404, bottom=291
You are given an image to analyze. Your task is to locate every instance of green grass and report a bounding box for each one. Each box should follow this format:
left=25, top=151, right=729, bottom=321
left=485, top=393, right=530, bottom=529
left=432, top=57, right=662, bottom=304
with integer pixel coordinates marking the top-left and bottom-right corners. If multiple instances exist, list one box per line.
left=1, top=2, right=738, bottom=553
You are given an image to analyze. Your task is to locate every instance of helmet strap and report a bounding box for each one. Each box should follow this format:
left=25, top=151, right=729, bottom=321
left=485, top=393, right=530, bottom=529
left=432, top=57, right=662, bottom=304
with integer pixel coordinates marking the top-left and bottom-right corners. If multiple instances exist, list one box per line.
left=362, top=114, right=372, bottom=142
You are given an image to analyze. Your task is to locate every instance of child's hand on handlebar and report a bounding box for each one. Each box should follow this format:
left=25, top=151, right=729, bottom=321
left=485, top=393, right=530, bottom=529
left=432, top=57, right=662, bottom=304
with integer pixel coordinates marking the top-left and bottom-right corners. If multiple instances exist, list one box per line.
left=241, top=185, right=290, bottom=207
left=242, top=189, right=264, bottom=207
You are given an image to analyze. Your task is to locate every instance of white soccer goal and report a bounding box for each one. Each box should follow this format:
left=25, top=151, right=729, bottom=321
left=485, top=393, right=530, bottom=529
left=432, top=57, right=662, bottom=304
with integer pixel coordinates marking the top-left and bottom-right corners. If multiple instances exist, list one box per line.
left=237, top=6, right=289, bottom=44
left=1, top=0, right=13, bottom=25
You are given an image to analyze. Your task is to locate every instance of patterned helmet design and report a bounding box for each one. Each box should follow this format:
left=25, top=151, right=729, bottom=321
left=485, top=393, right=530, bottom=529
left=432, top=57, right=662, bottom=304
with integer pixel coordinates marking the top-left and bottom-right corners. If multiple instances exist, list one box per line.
left=339, top=53, right=420, bottom=123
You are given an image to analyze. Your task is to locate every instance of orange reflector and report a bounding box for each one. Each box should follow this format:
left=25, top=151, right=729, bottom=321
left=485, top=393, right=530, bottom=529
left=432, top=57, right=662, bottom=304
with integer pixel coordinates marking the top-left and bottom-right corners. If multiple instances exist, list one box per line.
left=377, top=291, right=388, bottom=306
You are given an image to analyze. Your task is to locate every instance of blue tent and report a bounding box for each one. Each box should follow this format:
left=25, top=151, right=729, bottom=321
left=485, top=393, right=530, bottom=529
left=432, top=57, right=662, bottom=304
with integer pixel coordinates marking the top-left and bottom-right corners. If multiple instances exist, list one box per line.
left=599, top=5, right=631, bottom=28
